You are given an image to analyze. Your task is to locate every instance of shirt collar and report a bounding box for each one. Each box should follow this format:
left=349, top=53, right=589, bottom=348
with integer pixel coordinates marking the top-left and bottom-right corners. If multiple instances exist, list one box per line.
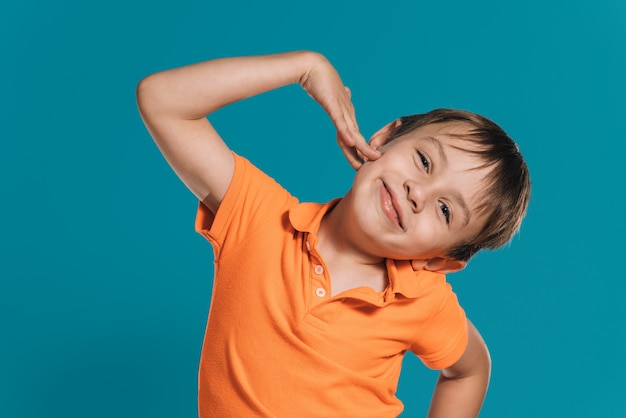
left=288, top=199, right=341, bottom=234
left=289, top=200, right=443, bottom=301
left=387, top=259, right=444, bottom=299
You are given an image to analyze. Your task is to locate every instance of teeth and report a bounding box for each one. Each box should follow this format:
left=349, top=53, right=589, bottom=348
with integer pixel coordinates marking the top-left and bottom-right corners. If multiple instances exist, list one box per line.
left=384, top=185, right=400, bottom=226
left=394, top=207, right=401, bottom=228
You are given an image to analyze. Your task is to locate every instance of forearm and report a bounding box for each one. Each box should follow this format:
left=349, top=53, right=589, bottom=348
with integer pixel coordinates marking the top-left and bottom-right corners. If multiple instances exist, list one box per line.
left=135, top=51, right=326, bottom=207
left=135, top=50, right=375, bottom=206
left=427, top=320, right=491, bottom=417
left=427, top=370, right=490, bottom=418
left=136, top=51, right=321, bottom=119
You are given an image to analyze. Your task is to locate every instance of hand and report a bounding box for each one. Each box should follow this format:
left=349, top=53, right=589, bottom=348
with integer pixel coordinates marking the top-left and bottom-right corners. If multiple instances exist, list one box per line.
left=299, top=54, right=380, bottom=169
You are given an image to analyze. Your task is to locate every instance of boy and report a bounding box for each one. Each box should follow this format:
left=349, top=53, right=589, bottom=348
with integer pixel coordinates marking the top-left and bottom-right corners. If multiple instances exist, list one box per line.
left=136, top=51, right=530, bottom=417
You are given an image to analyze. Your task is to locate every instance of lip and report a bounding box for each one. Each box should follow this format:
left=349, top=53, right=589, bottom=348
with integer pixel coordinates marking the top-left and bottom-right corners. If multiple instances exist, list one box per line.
left=380, top=180, right=404, bottom=230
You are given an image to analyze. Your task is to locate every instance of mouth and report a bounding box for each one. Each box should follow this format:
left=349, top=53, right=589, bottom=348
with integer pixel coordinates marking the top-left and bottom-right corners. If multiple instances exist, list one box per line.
left=380, top=181, right=404, bottom=231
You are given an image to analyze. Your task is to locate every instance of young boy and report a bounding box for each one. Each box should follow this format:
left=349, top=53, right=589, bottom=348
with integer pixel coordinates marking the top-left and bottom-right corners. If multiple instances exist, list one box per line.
left=137, top=51, right=530, bottom=417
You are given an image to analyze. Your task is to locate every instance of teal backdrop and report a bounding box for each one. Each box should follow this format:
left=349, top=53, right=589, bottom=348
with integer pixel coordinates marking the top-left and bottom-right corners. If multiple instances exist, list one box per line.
left=2, top=0, right=625, bottom=417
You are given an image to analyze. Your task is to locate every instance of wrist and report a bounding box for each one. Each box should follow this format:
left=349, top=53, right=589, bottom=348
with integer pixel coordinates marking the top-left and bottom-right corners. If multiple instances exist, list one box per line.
left=295, top=51, right=328, bottom=86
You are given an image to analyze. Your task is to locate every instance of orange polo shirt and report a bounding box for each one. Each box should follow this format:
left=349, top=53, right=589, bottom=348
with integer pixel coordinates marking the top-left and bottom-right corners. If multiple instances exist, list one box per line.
left=195, top=154, right=468, bottom=417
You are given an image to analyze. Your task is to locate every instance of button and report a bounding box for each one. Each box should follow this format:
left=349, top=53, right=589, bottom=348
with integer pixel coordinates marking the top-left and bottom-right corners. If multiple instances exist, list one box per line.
left=315, top=287, right=326, bottom=298
left=314, top=264, right=324, bottom=275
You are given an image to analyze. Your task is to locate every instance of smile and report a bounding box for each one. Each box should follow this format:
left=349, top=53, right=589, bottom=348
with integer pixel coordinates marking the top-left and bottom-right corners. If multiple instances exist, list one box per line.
left=380, top=181, right=404, bottom=230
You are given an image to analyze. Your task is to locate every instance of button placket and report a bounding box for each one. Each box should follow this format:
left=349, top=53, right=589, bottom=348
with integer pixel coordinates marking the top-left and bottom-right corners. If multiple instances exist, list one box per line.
left=305, top=235, right=330, bottom=302
left=312, top=262, right=327, bottom=298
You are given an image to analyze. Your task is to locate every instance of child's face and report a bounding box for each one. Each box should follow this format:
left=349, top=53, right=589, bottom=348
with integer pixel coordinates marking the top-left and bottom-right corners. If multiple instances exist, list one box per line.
left=347, top=122, right=492, bottom=262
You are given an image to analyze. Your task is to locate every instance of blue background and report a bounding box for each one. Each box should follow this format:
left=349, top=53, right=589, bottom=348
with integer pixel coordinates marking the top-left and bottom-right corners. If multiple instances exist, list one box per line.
left=2, top=0, right=625, bottom=416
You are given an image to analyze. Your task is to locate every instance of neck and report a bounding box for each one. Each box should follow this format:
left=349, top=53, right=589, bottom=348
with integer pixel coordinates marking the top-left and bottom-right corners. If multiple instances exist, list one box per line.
left=317, top=195, right=384, bottom=268
left=317, top=196, right=389, bottom=296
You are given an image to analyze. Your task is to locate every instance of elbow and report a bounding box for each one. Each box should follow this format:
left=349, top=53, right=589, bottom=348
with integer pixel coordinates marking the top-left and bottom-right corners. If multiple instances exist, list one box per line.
left=476, top=328, right=492, bottom=382
left=136, top=74, right=157, bottom=116
left=471, top=332, right=491, bottom=390
left=468, top=324, right=491, bottom=384
left=136, top=72, right=171, bottom=118
left=481, top=343, right=492, bottom=385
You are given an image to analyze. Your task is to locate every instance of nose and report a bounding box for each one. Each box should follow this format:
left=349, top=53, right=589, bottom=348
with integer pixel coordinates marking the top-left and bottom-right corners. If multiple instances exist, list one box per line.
left=404, top=180, right=427, bottom=213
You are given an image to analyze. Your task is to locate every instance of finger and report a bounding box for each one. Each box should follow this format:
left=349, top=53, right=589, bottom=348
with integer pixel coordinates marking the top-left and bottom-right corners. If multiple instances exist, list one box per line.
left=335, top=99, right=358, bottom=143
left=333, top=108, right=363, bottom=147
left=337, top=136, right=363, bottom=169
left=410, top=259, right=427, bottom=271
left=343, top=125, right=380, bottom=163
left=330, top=95, right=379, bottom=166
left=368, top=132, right=387, bottom=151
left=336, top=101, right=381, bottom=162
left=340, top=132, right=380, bottom=165
left=344, top=86, right=351, bottom=98
left=334, top=118, right=356, bottom=147
left=336, top=132, right=363, bottom=170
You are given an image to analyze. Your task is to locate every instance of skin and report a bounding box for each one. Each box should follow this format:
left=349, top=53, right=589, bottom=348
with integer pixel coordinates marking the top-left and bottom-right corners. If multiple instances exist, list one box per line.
left=319, top=121, right=493, bottom=276
left=137, top=51, right=491, bottom=417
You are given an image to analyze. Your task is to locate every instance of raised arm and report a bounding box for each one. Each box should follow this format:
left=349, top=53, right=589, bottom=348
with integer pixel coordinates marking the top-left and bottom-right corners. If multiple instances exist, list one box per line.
left=136, top=51, right=379, bottom=213
left=427, top=319, right=491, bottom=418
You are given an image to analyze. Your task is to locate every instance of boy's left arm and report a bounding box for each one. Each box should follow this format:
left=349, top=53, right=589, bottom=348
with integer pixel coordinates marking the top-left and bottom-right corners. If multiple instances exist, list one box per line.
left=427, top=319, right=491, bottom=418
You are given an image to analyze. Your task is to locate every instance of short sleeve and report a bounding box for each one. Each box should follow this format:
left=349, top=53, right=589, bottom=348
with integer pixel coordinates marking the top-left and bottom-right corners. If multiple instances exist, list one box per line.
left=409, top=279, right=468, bottom=370
left=194, top=153, right=298, bottom=258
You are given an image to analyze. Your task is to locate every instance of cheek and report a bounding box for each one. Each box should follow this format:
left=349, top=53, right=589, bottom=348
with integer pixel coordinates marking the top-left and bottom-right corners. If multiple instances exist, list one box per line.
left=409, top=219, right=447, bottom=251
left=352, top=163, right=374, bottom=188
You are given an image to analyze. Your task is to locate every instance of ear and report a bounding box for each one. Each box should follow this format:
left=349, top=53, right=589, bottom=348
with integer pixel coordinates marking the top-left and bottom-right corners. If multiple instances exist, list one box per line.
left=368, top=119, right=402, bottom=150
left=410, top=257, right=467, bottom=274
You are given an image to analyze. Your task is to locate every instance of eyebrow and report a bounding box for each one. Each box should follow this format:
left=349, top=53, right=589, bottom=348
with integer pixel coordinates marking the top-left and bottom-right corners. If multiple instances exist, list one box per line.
left=451, top=190, right=472, bottom=228
left=426, top=136, right=447, bottom=166
left=426, top=136, right=471, bottom=228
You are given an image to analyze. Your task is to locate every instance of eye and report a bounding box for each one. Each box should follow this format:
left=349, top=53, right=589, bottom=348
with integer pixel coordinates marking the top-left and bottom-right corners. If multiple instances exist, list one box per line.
left=417, top=150, right=430, bottom=172
left=439, top=201, right=451, bottom=224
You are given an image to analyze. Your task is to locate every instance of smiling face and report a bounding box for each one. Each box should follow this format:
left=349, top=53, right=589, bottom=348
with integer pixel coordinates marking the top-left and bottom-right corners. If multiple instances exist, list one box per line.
left=345, top=121, right=493, bottom=263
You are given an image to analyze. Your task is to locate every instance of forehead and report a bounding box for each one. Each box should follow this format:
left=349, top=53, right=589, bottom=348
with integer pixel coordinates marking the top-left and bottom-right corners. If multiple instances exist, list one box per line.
left=393, top=122, right=486, bottom=169
left=396, top=121, right=474, bottom=144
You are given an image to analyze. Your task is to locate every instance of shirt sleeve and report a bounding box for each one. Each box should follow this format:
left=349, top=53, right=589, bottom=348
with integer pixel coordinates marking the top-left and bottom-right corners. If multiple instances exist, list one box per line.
left=194, top=152, right=298, bottom=258
left=409, top=276, right=468, bottom=370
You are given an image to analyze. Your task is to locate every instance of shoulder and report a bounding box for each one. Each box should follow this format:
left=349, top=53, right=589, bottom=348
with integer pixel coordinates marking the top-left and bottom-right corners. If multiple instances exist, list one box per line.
left=196, top=152, right=300, bottom=244
left=394, top=262, right=468, bottom=368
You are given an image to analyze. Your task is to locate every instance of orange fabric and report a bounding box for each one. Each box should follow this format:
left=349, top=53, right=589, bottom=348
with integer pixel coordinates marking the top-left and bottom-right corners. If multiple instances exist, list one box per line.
left=195, top=154, right=468, bottom=417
